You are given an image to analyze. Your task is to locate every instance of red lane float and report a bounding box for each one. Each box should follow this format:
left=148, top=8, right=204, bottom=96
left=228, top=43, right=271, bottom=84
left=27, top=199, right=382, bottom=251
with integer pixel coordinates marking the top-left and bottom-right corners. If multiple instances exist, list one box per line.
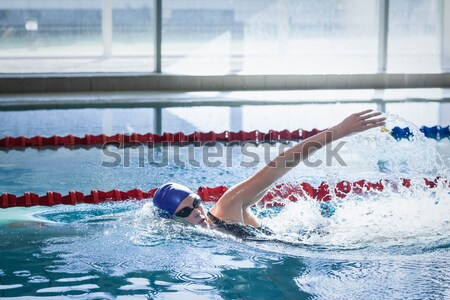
left=0, top=129, right=323, bottom=150
left=1, top=177, right=447, bottom=209
left=2, top=126, right=448, bottom=150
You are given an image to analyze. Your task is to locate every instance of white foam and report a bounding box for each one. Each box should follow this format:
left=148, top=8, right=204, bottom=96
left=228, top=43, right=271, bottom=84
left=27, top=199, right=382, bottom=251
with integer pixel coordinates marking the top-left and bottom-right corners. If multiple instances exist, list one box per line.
left=263, top=114, right=450, bottom=250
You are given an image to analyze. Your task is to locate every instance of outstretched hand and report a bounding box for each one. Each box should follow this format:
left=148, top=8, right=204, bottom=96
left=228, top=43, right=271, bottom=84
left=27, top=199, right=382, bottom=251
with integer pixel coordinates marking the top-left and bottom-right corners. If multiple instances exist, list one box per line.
left=337, top=109, right=386, bottom=136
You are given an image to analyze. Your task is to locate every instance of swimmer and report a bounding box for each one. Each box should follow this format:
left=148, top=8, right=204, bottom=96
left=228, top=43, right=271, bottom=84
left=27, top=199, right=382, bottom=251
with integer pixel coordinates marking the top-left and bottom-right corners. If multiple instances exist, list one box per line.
left=153, top=110, right=386, bottom=238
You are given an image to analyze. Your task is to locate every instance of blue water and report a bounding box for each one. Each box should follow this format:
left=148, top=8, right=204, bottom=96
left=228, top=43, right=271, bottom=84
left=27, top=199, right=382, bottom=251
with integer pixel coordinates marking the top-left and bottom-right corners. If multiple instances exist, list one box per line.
left=1, top=195, right=449, bottom=299
left=1, top=110, right=450, bottom=299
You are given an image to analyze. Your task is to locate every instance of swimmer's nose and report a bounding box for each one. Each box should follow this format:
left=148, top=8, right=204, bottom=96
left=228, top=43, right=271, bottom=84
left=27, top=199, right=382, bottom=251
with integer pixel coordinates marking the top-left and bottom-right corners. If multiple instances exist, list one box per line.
left=194, top=207, right=203, bottom=218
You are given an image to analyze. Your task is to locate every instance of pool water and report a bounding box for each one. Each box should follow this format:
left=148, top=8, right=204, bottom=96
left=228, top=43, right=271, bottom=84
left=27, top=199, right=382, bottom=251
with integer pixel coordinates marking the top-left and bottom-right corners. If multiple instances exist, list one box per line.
left=1, top=112, right=449, bottom=299
left=1, top=189, right=449, bottom=300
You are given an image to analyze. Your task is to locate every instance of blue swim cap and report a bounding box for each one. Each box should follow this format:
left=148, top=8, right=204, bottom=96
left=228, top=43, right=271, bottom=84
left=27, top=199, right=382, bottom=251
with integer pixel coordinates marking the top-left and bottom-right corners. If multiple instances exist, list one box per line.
left=153, top=182, right=193, bottom=217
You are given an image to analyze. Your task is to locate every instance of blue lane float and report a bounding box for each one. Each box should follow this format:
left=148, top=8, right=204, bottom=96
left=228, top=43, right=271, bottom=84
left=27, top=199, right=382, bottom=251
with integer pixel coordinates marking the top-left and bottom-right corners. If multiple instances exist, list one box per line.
left=420, top=126, right=450, bottom=141
left=391, top=126, right=450, bottom=141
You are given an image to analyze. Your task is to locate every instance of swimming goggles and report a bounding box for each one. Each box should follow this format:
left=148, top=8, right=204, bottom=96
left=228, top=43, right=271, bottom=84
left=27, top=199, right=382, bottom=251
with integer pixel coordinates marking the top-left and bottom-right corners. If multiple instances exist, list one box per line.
left=174, top=195, right=202, bottom=218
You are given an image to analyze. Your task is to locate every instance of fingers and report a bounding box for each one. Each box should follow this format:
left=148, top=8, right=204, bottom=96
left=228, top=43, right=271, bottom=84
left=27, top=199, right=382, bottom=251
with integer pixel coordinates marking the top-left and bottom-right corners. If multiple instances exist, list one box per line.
left=363, top=117, right=386, bottom=125
left=366, top=121, right=386, bottom=129
left=348, top=110, right=386, bottom=132
left=356, top=109, right=373, bottom=116
left=361, top=112, right=382, bottom=120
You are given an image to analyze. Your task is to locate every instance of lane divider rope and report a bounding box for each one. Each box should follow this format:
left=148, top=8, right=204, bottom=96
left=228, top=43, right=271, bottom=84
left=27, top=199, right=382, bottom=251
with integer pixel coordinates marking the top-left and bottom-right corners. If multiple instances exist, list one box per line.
left=1, top=177, right=447, bottom=209
left=0, top=126, right=448, bottom=150
left=0, top=129, right=319, bottom=149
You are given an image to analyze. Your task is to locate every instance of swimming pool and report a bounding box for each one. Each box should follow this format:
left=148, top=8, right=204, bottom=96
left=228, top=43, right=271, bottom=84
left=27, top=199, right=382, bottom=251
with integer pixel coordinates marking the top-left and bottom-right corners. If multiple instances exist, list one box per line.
left=1, top=107, right=449, bottom=299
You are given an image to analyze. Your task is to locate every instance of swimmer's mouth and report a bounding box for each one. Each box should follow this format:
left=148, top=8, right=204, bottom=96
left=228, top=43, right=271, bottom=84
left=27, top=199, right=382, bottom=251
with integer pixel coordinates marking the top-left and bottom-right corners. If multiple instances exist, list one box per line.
left=198, top=218, right=207, bottom=225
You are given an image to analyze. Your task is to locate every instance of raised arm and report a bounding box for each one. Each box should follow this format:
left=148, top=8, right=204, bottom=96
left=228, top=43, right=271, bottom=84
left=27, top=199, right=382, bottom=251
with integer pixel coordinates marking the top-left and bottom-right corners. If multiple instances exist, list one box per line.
left=243, top=109, right=386, bottom=194
left=210, top=110, right=385, bottom=224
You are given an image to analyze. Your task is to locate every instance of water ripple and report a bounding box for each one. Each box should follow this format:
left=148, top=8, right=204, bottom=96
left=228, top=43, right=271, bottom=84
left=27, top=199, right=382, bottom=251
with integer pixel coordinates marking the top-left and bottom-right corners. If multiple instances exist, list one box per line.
left=171, top=270, right=221, bottom=294
left=56, top=275, right=99, bottom=282
left=28, top=275, right=50, bottom=283
left=36, top=283, right=99, bottom=294
left=0, top=284, right=23, bottom=290
left=13, top=270, right=31, bottom=277
left=172, top=270, right=222, bottom=284
left=249, top=254, right=284, bottom=266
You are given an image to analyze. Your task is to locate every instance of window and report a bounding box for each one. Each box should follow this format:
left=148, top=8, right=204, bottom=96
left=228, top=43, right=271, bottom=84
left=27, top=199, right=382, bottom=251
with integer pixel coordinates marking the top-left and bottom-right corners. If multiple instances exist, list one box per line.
left=0, top=0, right=154, bottom=73
left=387, top=0, right=441, bottom=72
left=0, top=0, right=445, bottom=75
left=163, top=0, right=379, bottom=74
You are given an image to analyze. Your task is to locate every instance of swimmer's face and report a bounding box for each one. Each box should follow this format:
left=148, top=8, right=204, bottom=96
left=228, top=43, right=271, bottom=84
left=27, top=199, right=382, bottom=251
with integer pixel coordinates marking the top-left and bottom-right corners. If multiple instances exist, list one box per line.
left=174, top=194, right=209, bottom=228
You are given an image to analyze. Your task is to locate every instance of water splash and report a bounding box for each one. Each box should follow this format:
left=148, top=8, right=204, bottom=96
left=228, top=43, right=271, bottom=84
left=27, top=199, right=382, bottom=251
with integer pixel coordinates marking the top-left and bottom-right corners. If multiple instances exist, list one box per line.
left=130, top=202, right=234, bottom=248
left=262, top=113, right=450, bottom=252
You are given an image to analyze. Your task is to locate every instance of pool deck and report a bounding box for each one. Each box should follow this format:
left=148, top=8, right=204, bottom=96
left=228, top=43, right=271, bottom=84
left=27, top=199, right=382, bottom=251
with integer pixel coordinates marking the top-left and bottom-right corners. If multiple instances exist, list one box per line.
left=0, top=88, right=449, bottom=111
left=1, top=73, right=450, bottom=94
